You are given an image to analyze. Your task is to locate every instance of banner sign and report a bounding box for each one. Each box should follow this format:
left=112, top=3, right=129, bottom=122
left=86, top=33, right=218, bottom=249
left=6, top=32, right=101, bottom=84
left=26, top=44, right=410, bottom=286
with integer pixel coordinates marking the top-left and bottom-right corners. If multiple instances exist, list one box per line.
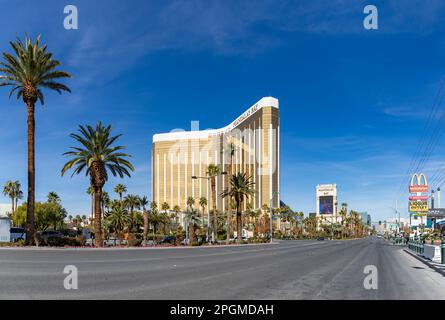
left=428, top=208, right=445, bottom=218
left=409, top=201, right=428, bottom=213
left=409, top=195, right=428, bottom=201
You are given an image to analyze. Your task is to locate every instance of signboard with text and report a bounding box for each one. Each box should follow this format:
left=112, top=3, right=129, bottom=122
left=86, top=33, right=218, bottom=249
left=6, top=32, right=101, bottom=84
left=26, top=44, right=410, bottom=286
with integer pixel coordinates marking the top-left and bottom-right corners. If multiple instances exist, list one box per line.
left=409, top=201, right=428, bottom=213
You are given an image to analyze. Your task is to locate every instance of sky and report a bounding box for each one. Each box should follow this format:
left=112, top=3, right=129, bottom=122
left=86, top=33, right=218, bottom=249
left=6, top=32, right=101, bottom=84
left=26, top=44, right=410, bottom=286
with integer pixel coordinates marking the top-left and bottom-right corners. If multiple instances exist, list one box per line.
left=1, top=0, right=445, bottom=221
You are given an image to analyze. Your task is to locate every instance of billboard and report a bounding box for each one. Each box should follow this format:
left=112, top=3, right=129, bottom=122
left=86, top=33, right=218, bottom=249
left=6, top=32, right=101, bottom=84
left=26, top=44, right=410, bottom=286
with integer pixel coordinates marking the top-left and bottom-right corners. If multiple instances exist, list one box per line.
left=319, top=196, right=334, bottom=214
left=409, top=201, right=428, bottom=213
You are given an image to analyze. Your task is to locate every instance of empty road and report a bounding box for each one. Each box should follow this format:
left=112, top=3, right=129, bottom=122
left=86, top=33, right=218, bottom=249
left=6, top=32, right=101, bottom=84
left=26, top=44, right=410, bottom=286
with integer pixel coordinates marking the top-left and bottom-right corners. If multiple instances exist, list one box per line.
left=1, top=237, right=444, bottom=299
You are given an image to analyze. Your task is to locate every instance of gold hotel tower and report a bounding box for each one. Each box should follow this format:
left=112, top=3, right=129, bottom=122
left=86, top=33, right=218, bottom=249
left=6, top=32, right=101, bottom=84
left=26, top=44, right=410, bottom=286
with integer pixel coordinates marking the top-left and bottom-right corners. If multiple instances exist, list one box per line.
left=151, top=97, right=280, bottom=213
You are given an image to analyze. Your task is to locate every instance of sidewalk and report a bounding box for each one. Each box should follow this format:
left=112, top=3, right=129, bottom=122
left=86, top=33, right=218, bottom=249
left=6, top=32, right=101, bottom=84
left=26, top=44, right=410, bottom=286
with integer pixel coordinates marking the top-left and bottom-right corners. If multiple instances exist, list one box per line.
left=403, top=248, right=445, bottom=277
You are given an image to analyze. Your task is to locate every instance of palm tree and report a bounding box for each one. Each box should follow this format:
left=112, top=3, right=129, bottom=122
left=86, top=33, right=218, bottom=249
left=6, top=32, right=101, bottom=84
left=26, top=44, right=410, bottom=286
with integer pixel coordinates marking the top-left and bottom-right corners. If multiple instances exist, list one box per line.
left=125, top=194, right=140, bottom=232
left=206, top=164, right=221, bottom=242
left=61, top=122, right=134, bottom=247
left=185, top=208, right=201, bottom=244
left=173, top=205, right=181, bottom=228
left=221, top=173, right=255, bottom=243
left=139, top=196, right=149, bottom=243
left=47, top=191, right=61, bottom=204
left=0, top=35, right=71, bottom=244
left=199, top=196, right=207, bottom=228
left=3, top=180, right=21, bottom=217
left=186, top=196, right=195, bottom=209
left=114, top=184, right=127, bottom=203
left=101, top=191, right=110, bottom=213
left=225, top=137, right=236, bottom=244
left=106, top=205, right=131, bottom=241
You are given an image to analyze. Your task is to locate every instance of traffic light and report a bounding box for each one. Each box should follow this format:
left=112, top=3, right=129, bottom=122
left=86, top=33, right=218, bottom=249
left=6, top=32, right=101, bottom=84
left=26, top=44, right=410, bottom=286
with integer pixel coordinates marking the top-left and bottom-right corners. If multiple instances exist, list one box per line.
left=379, top=220, right=381, bottom=225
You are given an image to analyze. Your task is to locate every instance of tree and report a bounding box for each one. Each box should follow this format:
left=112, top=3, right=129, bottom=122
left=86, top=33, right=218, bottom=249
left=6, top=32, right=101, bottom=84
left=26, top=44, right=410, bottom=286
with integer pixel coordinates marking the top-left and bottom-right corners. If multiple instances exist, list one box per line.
left=114, top=184, right=127, bottom=203
left=186, top=196, right=195, bottom=209
left=61, top=122, right=134, bottom=247
left=14, top=201, right=66, bottom=231
left=185, top=208, right=201, bottom=244
left=139, top=196, right=149, bottom=243
left=105, top=205, right=130, bottom=241
left=221, top=173, right=255, bottom=243
left=0, top=35, right=71, bottom=244
left=125, top=194, right=141, bottom=232
left=3, top=180, right=22, bottom=218
left=206, top=164, right=221, bottom=242
left=47, top=191, right=61, bottom=204
left=224, top=137, right=236, bottom=244
left=199, top=197, right=207, bottom=229
left=87, top=186, right=94, bottom=220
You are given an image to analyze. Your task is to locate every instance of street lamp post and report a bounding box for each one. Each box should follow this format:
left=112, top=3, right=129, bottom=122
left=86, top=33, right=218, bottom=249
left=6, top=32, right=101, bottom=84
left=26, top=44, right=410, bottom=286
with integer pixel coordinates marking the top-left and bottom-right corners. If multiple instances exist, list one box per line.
left=269, top=191, right=280, bottom=243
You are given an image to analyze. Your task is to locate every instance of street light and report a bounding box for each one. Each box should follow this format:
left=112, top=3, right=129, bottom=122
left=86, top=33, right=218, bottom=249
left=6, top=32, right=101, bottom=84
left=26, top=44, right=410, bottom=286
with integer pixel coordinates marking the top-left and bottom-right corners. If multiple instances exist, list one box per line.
left=269, top=191, right=280, bottom=243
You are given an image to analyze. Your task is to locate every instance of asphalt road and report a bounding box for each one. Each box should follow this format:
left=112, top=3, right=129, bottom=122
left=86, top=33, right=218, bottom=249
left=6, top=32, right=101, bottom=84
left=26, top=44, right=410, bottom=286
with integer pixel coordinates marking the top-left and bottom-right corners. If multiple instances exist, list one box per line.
left=1, top=237, right=444, bottom=300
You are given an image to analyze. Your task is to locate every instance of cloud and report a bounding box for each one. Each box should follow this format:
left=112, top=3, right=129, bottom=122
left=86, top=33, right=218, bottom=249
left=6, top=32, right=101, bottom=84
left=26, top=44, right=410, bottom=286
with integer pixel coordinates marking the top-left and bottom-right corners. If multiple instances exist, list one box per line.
left=382, top=105, right=430, bottom=119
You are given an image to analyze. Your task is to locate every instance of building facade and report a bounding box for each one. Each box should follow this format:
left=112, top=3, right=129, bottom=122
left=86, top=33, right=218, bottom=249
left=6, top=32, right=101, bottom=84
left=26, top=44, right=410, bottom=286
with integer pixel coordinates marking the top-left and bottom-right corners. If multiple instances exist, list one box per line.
left=151, top=97, right=280, bottom=214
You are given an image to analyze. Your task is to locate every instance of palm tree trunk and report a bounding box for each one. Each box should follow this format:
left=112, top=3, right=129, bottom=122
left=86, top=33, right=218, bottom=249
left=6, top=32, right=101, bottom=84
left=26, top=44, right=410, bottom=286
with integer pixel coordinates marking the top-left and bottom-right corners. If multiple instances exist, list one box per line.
left=236, top=197, right=242, bottom=243
left=143, top=209, right=148, bottom=244
left=94, top=187, right=103, bottom=247
left=226, top=157, right=233, bottom=244
left=211, top=177, right=217, bottom=242
left=90, top=193, right=94, bottom=220
left=26, top=101, right=35, bottom=245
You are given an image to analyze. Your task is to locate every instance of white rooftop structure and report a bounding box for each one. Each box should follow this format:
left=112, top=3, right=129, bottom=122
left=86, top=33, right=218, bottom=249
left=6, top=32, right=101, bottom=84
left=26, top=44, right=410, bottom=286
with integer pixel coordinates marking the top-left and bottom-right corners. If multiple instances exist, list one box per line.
left=0, top=203, right=10, bottom=218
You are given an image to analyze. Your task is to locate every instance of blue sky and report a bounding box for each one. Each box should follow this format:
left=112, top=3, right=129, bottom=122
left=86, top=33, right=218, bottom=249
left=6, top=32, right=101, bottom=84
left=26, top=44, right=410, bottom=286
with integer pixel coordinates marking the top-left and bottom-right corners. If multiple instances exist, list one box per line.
left=1, top=0, right=445, bottom=221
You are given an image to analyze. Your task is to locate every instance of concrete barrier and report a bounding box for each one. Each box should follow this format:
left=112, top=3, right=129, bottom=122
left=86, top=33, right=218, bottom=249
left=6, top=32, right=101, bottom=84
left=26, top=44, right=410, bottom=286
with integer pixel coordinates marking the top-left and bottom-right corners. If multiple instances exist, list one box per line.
left=422, top=244, right=442, bottom=263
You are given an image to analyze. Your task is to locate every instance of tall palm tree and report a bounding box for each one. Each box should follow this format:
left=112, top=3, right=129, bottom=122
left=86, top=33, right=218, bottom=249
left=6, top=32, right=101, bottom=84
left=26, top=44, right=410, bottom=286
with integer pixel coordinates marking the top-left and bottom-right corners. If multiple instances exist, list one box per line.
left=221, top=173, right=255, bottom=243
left=173, top=205, right=181, bottom=228
left=114, top=184, right=127, bottom=203
left=225, top=137, right=236, bottom=244
left=185, top=208, right=201, bottom=244
left=0, top=35, right=71, bottom=244
left=47, top=191, right=61, bottom=204
left=186, top=196, right=195, bottom=209
left=206, top=164, right=221, bottom=242
left=199, top=196, right=207, bottom=229
left=101, top=191, right=110, bottom=213
left=61, top=122, right=134, bottom=247
left=125, top=194, right=140, bottom=232
left=3, top=180, right=20, bottom=217
left=139, top=196, right=149, bottom=243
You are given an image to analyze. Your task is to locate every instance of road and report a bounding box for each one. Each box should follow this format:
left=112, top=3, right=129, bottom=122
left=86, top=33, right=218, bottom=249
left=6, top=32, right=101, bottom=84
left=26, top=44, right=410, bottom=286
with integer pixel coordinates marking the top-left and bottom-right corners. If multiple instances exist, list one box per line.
left=1, top=237, right=444, bottom=299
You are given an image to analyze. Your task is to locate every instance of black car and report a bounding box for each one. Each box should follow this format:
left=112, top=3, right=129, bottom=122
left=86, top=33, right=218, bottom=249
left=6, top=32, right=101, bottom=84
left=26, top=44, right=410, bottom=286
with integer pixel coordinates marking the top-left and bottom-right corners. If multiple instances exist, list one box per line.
left=160, top=236, right=176, bottom=244
left=317, top=236, right=325, bottom=241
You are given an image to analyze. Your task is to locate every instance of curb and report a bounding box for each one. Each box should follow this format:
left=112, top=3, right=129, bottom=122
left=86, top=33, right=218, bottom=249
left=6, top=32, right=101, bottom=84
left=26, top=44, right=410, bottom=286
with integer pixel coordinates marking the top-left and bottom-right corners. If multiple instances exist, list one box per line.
left=403, top=249, right=445, bottom=277
left=0, top=241, right=280, bottom=251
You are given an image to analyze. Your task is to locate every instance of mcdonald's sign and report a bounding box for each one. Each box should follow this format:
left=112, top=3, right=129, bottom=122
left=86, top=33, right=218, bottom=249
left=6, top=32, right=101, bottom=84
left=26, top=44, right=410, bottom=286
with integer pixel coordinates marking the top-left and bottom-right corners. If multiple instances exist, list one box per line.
left=409, top=201, right=428, bottom=213
left=409, top=173, right=428, bottom=193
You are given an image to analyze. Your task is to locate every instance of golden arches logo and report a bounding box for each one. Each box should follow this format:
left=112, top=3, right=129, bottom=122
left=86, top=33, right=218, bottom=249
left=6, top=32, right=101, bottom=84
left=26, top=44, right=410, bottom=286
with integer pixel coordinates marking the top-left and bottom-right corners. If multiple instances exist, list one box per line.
left=409, top=173, right=428, bottom=194
left=410, top=173, right=428, bottom=186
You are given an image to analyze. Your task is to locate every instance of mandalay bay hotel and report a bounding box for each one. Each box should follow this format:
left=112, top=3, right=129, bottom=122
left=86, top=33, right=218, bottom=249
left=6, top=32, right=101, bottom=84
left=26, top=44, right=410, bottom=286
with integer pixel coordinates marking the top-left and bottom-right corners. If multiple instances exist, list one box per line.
left=151, top=97, right=280, bottom=228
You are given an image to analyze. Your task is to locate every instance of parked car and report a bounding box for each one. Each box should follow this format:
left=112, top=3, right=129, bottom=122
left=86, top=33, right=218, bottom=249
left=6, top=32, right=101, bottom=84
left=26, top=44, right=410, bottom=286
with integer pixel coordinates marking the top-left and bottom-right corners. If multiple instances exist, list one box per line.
left=10, top=227, right=26, bottom=242
left=104, top=237, right=128, bottom=246
left=317, top=236, right=325, bottom=241
left=39, top=230, right=64, bottom=240
left=160, top=235, right=176, bottom=244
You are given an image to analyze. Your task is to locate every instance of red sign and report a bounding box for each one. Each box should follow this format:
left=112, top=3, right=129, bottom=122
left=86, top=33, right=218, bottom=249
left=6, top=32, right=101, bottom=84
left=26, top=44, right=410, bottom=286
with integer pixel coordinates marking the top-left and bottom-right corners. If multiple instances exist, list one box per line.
left=409, top=195, right=428, bottom=201
left=409, top=185, right=429, bottom=193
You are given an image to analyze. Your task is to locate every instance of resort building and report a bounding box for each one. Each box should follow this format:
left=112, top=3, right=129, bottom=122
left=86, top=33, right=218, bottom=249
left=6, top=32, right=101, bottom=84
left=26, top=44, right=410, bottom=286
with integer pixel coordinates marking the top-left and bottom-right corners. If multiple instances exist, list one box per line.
left=151, top=97, right=280, bottom=215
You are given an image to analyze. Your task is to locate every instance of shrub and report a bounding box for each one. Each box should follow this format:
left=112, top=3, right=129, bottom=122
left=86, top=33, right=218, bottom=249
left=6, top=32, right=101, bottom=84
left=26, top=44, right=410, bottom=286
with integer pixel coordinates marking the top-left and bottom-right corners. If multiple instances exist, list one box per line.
left=44, top=236, right=65, bottom=247
left=128, top=233, right=142, bottom=247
